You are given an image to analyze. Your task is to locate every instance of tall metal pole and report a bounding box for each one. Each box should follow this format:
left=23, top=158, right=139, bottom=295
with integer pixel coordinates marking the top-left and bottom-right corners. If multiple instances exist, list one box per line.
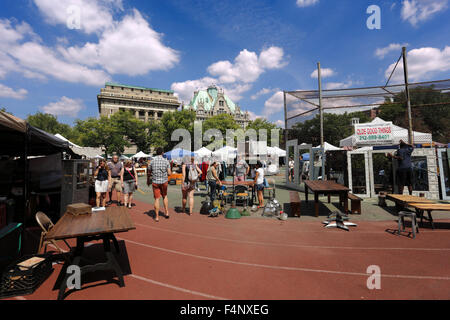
left=402, top=47, right=414, bottom=144
left=317, top=62, right=324, bottom=148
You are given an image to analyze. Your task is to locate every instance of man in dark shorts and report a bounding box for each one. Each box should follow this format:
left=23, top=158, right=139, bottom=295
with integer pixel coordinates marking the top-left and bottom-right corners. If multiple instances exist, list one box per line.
left=147, top=147, right=172, bottom=222
left=388, top=140, right=414, bottom=195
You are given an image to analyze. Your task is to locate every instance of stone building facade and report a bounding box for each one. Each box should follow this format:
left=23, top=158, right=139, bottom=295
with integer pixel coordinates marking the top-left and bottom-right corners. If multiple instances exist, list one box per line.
left=97, top=82, right=181, bottom=122
left=184, top=85, right=250, bottom=128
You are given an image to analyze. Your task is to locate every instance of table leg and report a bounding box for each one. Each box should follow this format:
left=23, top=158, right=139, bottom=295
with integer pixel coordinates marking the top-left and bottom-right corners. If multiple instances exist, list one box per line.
left=111, top=234, right=120, bottom=253
left=103, top=234, right=124, bottom=287
left=328, top=194, right=331, bottom=203
left=343, top=191, right=348, bottom=214
left=427, top=210, right=435, bottom=229
left=314, top=192, right=319, bottom=217
left=58, top=237, right=85, bottom=300
left=305, top=185, right=308, bottom=203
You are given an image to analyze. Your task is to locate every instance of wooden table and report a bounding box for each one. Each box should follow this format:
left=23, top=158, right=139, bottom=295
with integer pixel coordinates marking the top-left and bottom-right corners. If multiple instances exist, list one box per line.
left=407, top=203, right=450, bottom=229
left=386, top=194, right=434, bottom=211
left=304, top=180, right=350, bottom=217
left=45, top=206, right=135, bottom=300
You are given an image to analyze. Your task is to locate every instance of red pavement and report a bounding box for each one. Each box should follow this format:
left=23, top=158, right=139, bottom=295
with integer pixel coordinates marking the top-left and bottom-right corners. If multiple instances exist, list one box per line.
left=5, top=199, right=450, bottom=300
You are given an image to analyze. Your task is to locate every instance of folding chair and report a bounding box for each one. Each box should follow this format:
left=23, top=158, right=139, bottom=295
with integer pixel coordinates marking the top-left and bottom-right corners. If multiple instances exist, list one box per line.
left=35, top=212, right=72, bottom=254
left=264, top=179, right=276, bottom=200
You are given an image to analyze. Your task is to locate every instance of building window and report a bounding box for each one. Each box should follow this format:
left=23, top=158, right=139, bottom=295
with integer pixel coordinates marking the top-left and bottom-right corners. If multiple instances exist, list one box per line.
left=219, top=100, right=224, bottom=107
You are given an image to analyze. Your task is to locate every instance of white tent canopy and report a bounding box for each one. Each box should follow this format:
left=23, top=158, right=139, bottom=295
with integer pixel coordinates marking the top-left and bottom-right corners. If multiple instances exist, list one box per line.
left=195, top=147, right=212, bottom=158
left=267, top=146, right=287, bottom=157
left=132, top=151, right=151, bottom=158
left=314, top=142, right=343, bottom=151
left=339, top=117, right=432, bottom=147
left=212, top=146, right=237, bottom=162
left=55, top=133, right=103, bottom=159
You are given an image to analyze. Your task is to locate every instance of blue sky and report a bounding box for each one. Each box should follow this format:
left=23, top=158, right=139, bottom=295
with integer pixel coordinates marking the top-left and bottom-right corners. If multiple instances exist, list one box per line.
left=0, top=0, right=449, bottom=127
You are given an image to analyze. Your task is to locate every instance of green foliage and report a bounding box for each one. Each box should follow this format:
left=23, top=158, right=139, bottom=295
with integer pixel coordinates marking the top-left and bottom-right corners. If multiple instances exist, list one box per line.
left=110, top=110, right=151, bottom=153
left=378, top=86, right=450, bottom=142
left=246, top=118, right=281, bottom=146
left=291, top=112, right=371, bottom=146
left=27, top=112, right=75, bottom=140
left=74, top=116, right=130, bottom=157
left=157, top=110, right=196, bottom=150
left=202, top=114, right=239, bottom=148
left=1, top=107, right=12, bottom=115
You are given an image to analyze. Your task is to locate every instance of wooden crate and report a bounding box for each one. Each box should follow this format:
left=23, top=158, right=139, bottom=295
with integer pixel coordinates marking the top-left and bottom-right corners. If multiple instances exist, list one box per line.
left=66, top=203, right=92, bottom=216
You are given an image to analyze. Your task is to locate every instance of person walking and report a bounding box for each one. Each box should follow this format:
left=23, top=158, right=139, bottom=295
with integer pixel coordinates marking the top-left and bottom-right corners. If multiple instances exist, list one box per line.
left=181, top=156, right=202, bottom=215
left=235, top=156, right=249, bottom=182
left=206, top=161, right=222, bottom=202
left=388, top=139, right=414, bottom=195
left=254, top=161, right=265, bottom=209
left=147, top=147, right=172, bottom=222
left=121, top=160, right=138, bottom=209
left=94, top=159, right=111, bottom=208
left=107, top=154, right=123, bottom=206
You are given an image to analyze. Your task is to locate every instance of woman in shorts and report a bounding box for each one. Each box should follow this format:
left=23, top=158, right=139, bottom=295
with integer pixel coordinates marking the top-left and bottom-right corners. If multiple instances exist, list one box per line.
left=181, top=156, right=202, bottom=215
left=94, top=159, right=111, bottom=208
left=254, top=161, right=265, bottom=209
left=121, top=160, right=138, bottom=209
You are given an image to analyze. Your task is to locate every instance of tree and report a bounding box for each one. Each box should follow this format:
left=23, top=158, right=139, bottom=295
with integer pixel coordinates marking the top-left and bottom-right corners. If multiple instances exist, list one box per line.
left=74, top=116, right=130, bottom=157
left=291, top=112, right=371, bottom=146
left=246, top=118, right=280, bottom=146
left=378, top=86, right=450, bottom=142
left=158, top=110, right=197, bottom=150
left=1, top=107, right=12, bottom=115
left=27, top=112, right=74, bottom=139
left=110, top=110, right=151, bottom=153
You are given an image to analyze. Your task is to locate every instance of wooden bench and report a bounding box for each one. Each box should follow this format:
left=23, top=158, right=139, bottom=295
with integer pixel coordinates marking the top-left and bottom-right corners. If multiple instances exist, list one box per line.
left=348, top=193, right=362, bottom=215
left=289, top=191, right=301, bottom=217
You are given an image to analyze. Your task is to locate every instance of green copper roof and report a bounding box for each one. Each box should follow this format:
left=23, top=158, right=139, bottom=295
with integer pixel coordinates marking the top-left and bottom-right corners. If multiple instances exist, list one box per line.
left=105, top=82, right=174, bottom=94
left=186, top=86, right=244, bottom=114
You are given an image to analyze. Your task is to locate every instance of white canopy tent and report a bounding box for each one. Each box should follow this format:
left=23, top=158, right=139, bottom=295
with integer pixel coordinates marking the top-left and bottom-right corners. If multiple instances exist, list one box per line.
left=195, top=147, right=213, bottom=158
left=212, top=146, right=237, bottom=162
left=132, top=151, right=151, bottom=159
left=54, top=133, right=103, bottom=159
left=267, top=146, right=287, bottom=157
left=314, top=142, right=343, bottom=151
left=340, top=117, right=432, bottom=147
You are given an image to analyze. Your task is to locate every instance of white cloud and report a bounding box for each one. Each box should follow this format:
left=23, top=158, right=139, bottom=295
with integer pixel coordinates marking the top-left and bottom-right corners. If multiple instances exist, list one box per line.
left=247, top=111, right=262, bottom=120
left=207, top=47, right=286, bottom=84
left=59, top=9, right=179, bottom=76
left=172, top=47, right=287, bottom=103
left=41, top=96, right=85, bottom=117
left=275, top=120, right=285, bottom=128
left=33, top=0, right=123, bottom=34
left=264, top=91, right=284, bottom=117
left=171, top=77, right=217, bottom=103
left=375, top=43, right=409, bottom=59
left=296, top=0, right=319, bottom=8
left=0, top=83, right=28, bottom=99
left=324, top=81, right=354, bottom=90
left=401, top=0, right=448, bottom=26
left=251, top=88, right=275, bottom=100
left=310, top=68, right=336, bottom=79
left=384, top=46, right=450, bottom=83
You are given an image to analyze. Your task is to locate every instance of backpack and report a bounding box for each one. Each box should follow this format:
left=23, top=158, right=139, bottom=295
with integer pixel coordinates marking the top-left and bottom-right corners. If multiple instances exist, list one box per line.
left=185, top=164, right=199, bottom=183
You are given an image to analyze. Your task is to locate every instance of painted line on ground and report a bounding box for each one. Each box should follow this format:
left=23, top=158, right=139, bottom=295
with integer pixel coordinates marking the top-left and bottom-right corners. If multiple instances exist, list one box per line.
left=118, top=237, right=450, bottom=281
left=133, top=222, right=450, bottom=252
left=129, top=274, right=228, bottom=300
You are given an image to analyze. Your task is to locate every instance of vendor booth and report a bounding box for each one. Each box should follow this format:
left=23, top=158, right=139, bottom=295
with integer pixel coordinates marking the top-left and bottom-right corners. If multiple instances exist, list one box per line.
left=341, top=118, right=439, bottom=199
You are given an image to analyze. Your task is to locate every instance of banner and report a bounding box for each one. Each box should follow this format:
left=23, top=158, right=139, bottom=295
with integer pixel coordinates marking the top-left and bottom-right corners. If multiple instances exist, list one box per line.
left=355, top=122, right=393, bottom=145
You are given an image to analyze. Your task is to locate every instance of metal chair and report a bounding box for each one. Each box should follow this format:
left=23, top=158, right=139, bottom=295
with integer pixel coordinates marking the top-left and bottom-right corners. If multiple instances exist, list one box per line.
left=264, top=179, right=276, bottom=199
left=235, top=185, right=250, bottom=207
left=398, top=211, right=419, bottom=239
left=35, top=212, right=72, bottom=254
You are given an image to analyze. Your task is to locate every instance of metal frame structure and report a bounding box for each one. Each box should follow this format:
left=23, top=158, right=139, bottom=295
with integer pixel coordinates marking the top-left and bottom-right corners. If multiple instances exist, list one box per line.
left=437, top=149, right=450, bottom=201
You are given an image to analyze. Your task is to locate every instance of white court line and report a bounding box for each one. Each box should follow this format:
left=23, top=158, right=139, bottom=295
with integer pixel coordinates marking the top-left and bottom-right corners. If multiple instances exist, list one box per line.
left=134, top=212, right=450, bottom=235
left=118, top=237, right=450, bottom=281
left=129, top=274, right=228, bottom=300
left=134, top=222, right=450, bottom=252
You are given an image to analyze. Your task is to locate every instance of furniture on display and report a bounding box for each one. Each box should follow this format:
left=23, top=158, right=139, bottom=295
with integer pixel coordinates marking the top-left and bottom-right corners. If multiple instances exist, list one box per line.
left=44, top=206, right=135, bottom=300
